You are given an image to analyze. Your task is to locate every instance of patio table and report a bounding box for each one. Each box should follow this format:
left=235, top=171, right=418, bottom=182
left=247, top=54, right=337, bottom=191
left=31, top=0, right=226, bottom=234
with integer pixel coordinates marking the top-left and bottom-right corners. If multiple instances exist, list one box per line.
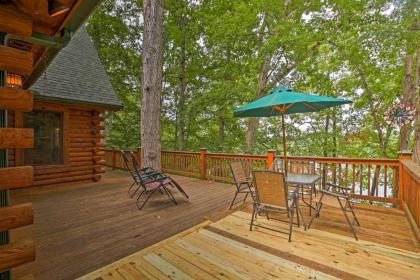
left=286, top=173, right=320, bottom=215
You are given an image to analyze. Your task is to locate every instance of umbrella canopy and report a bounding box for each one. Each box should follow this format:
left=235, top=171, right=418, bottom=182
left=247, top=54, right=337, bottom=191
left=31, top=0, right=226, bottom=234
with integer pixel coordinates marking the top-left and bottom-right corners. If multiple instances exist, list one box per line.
left=234, top=86, right=352, bottom=117
left=233, top=86, right=352, bottom=165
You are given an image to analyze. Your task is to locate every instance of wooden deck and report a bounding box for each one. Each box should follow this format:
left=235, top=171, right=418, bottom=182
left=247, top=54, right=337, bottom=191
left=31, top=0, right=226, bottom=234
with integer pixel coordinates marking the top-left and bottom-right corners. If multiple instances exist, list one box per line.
left=80, top=210, right=420, bottom=280
left=9, top=170, right=420, bottom=279
left=10, top=170, right=236, bottom=280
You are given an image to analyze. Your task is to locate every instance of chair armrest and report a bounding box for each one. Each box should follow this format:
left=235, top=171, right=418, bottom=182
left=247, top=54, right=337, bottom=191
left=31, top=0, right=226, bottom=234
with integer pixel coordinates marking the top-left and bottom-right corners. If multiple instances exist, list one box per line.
left=326, top=183, right=351, bottom=191
left=320, top=189, right=349, bottom=199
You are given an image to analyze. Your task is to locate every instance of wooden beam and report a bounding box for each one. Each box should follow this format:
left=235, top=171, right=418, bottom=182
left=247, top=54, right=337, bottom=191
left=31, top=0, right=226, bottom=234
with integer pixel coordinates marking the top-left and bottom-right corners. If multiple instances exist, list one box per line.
left=0, top=166, right=33, bottom=190
left=0, top=88, right=33, bottom=111
left=0, top=240, right=35, bottom=273
left=0, top=128, right=33, bottom=148
left=0, top=4, right=33, bottom=37
left=0, top=203, right=33, bottom=232
left=0, top=45, right=33, bottom=76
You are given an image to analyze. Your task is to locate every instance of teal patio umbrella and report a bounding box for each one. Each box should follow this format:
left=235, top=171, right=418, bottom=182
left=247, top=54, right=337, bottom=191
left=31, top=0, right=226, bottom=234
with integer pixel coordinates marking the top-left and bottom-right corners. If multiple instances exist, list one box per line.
left=234, top=86, right=352, bottom=165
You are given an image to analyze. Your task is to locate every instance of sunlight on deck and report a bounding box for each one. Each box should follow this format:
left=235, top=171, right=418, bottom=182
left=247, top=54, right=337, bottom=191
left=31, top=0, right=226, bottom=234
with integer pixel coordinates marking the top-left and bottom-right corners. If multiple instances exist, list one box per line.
left=79, top=210, right=420, bottom=280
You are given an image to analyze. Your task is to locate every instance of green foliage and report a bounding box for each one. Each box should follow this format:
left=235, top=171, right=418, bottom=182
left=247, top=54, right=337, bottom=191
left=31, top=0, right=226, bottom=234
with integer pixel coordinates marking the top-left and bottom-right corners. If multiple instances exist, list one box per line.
left=88, top=0, right=418, bottom=158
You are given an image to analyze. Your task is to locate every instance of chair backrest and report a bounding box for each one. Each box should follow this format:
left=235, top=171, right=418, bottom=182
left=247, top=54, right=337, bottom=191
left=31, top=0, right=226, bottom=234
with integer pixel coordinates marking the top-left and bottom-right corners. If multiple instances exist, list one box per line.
left=252, top=170, right=288, bottom=209
left=129, top=151, right=145, bottom=185
left=230, top=161, right=248, bottom=183
left=121, top=151, right=134, bottom=177
left=288, top=160, right=315, bottom=175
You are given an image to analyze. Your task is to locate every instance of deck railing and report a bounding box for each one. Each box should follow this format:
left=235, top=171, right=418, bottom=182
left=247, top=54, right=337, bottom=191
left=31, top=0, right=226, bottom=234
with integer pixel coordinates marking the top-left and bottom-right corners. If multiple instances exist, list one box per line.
left=399, top=156, right=420, bottom=240
left=105, top=147, right=420, bottom=234
left=105, top=147, right=406, bottom=203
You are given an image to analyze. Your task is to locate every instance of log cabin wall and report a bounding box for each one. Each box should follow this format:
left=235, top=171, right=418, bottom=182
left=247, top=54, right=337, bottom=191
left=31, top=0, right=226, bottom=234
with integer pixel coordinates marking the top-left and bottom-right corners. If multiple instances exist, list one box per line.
left=8, top=101, right=106, bottom=186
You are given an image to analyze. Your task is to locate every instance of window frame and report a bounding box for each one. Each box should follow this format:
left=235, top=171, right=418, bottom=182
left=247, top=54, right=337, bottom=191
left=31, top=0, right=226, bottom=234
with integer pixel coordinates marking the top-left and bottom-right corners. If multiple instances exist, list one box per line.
left=15, top=102, right=69, bottom=167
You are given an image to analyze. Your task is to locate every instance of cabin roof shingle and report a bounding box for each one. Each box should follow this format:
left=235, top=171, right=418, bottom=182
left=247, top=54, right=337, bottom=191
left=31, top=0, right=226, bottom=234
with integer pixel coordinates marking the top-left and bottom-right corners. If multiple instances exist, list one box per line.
left=31, top=25, right=122, bottom=109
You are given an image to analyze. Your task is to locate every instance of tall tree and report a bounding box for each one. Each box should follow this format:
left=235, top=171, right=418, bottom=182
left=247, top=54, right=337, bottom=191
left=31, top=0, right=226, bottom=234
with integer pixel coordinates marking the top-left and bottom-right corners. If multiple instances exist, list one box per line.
left=141, top=0, right=164, bottom=170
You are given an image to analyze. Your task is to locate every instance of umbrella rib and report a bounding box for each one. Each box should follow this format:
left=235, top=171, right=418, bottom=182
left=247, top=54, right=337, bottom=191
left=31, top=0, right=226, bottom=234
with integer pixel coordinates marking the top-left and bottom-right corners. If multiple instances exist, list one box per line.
left=301, top=101, right=319, bottom=111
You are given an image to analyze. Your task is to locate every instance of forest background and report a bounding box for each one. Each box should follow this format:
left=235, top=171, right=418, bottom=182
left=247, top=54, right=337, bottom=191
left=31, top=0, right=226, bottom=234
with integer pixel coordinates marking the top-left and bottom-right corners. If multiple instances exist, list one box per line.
left=87, top=0, right=420, bottom=159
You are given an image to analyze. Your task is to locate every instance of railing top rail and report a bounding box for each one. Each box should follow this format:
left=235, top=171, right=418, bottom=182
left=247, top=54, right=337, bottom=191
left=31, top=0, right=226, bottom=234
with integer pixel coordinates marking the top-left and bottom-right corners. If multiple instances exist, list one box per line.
left=162, top=150, right=200, bottom=155
left=206, top=153, right=266, bottom=160
left=274, top=155, right=399, bottom=165
left=401, top=160, right=420, bottom=184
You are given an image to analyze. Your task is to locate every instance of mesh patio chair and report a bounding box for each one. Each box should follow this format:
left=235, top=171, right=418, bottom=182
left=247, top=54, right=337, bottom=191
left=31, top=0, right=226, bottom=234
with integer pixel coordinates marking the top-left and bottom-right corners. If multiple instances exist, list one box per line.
left=229, top=161, right=255, bottom=210
left=130, top=152, right=189, bottom=199
left=287, top=160, right=318, bottom=216
left=307, top=182, right=360, bottom=240
left=120, top=151, right=163, bottom=198
left=129, top=152, right=178, bottom=210
left=250, top=170, right=304, bottom=242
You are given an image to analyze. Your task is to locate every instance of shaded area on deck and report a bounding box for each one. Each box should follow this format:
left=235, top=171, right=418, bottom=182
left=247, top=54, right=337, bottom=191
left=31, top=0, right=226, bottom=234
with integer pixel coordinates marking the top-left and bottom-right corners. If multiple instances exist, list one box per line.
left=10, top=170, right=235, bottom=280
left=79, top=210, right=420, bottom=280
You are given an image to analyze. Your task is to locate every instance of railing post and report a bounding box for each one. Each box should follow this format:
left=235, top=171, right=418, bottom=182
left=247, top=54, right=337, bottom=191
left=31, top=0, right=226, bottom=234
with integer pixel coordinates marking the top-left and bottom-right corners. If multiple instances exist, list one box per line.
left=112, top=146, right=116, bottom=170
left=137, top=147, right=141, bottom=168
left=200, top=148, right=207, bottom=180
left=398, top=151, right=412, bottom=209
left=267, top=149, right=275, bottom=169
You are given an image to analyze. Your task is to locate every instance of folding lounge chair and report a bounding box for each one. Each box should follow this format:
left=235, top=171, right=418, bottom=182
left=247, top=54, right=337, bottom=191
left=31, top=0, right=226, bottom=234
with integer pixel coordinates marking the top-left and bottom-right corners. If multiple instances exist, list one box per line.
left=229, top=161, right=255, bottom=210
left=130, top=152, right=189, bottom=199
left=250, top=170, right=304, bottom=242
left=128, top=152, right=179, bottom=210
left=120, top=151, right=163, bottom=198
left=307, top=182, right=360, bottom=240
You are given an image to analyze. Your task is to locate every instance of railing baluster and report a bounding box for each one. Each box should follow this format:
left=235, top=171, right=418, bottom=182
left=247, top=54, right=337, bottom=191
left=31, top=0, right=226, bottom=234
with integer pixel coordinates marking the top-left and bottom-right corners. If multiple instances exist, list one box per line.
left=367, top=164, right=371, bottom=196
left=359, top=164, right=363, bottom=195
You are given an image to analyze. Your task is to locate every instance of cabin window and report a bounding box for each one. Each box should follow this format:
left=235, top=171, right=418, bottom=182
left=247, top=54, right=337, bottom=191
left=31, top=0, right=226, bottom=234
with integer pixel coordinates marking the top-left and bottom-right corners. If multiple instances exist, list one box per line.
left=23, top=110, right=64, bottom=166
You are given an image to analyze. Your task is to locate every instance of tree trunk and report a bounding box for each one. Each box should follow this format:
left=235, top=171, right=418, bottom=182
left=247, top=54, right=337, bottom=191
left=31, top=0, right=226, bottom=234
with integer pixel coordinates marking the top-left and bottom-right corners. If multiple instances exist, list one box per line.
left=413, top=47, right=420, bottom=164
left=399, top=51, right=415, bottom=151
left=219, top=115, right=225, bottom=147
left=141, top=0, right=164, bottom=170
left=176, top=8, right=187, bottom=151
left=244, top=57, right=270, bottom=153
left=322, top=114, right=330, bottom=189
left=332, top=112, right=337, bottom=184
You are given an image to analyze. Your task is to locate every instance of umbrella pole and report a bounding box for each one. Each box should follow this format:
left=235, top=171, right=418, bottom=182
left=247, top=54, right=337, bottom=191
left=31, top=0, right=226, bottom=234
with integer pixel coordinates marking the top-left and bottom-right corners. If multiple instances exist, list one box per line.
left=281, top=113, right=287, bottom=173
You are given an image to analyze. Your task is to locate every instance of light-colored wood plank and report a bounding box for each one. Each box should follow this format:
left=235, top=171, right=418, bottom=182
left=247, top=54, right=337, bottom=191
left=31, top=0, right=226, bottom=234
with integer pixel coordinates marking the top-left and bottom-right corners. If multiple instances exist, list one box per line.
left=164, top=243, right=240, bottom=280
left=199, top=229, right=337, bottom=280
left=77, top=221, right=212, bottom=280
left=0, top=166, right=33, bottom=190
left=154, top=247, right=217, bottom=280
left=116, top=263, right=150, bottom=280
left=174, top=238, right=256, bottom=280
left=212, top=211, right=420, bottom=280
left=0, top=4, right=33, bottom=36
left=0, top=240, right=35, bottom=273
left=143, top=253, right=194, bottom=280
left=0, top=203, right=33, bottom=231
left=0, top=128, right=33, bottom=148
left=0, top=45, right=33, bottom=76
left=0, top=88, right=32, bottom=111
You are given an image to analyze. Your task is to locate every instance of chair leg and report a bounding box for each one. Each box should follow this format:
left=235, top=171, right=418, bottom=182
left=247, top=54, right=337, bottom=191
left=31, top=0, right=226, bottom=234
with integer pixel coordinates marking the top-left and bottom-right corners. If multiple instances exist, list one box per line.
left=295, top=204, right=300, bottom=228
left=338, top=198, right=358, bottom=240
left=296, top=201, right=306, bottom=230
left=243, top=192, right=249, bottom=203
left=137, top=189, right=157, bottom=210
left=250, top=205, right=257, bottom=231
left=163, top=186, right=177, bottom=205
left=307, top=202, right=323, bottom=230
left=288, top=208, right=294, bottom=242
left=347, top=201, right=360, bottom=226
left=229, top=188, right=240, bottom=210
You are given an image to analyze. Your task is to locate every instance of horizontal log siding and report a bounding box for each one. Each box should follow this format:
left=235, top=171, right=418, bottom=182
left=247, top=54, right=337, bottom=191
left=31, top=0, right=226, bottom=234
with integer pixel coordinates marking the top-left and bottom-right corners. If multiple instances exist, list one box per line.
left=8, top=102, right=105, bottom=186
